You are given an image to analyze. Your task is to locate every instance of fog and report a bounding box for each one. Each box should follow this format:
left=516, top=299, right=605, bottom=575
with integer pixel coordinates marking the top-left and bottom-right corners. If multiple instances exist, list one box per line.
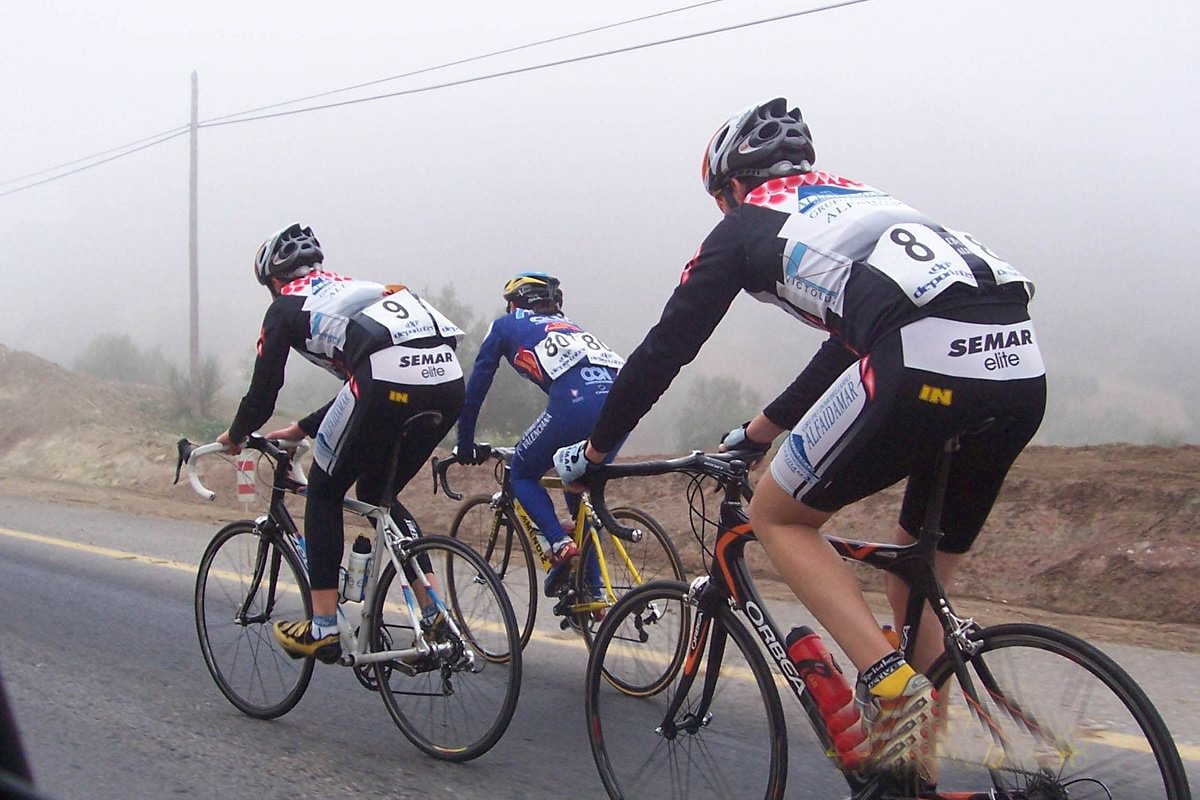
left=2, top=0, right=1198, bottom=452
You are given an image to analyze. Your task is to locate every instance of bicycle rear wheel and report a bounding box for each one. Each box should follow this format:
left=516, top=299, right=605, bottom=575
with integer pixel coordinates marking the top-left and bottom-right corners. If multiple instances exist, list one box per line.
left=373, top=535, right=522, bottom=762
left=586, top=580, right=787, bottom=799
left=927, top=623, right=1191, bottom=799
left=194, top=520, right=313, bottom=719
left=575, top=507, right=686, bottom=692
left=449, top=495, right=537, bottom=651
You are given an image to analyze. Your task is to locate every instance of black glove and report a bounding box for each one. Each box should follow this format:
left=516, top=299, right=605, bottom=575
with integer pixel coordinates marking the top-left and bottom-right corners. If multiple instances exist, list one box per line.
left=454, top=442, right=487, bottom=465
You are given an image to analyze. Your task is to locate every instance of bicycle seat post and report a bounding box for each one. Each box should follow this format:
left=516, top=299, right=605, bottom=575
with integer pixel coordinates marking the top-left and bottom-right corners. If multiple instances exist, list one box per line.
left=916, top=435, right=959, bottom=556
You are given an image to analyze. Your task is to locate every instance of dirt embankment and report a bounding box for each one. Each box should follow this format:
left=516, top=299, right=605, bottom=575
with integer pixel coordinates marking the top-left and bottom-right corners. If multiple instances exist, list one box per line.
left=2, top=343, right=1197, bottom=650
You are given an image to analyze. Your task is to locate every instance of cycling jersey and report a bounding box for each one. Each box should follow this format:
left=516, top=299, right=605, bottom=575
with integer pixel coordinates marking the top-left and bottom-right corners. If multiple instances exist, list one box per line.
left=456, top=308, right=623, bottom=447
left=224, top=269, right=466, bottom=591
left=458, top=308, right=624, bottom=545
left=589, top=171, right=1036, bottom=453
left=228, top=271, right=463, bottom=442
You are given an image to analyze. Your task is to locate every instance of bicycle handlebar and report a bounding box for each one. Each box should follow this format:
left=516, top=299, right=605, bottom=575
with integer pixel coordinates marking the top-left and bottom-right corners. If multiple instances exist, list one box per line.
left=431, top=443, right=512, bottom=501
left=583, top=448, right=761, bottom=540
left=174, top=434, right=308, bottom=502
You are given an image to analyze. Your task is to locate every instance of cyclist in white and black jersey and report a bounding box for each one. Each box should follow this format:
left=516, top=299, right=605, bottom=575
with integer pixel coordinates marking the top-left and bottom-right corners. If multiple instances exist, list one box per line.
left=555, top=98, right=1047, bottom=784
left=217, top=223, right=465, bottom=664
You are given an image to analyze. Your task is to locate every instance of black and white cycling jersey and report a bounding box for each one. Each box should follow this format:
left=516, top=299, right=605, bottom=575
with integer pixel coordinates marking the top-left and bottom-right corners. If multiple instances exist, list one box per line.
left=590, top=171, right=1036, bottom=452
left=228, top=271, right=463, bottom=443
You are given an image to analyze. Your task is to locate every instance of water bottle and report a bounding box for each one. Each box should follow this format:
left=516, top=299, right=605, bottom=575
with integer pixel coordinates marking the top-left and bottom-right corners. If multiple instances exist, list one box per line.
left=341, top=535, right=372, bottom=602
left=786, top=626, right=869, bottom=769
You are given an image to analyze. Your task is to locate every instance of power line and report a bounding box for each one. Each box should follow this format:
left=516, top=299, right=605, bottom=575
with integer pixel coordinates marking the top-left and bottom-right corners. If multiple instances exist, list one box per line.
left=1, top=0, right=732, bottom=195
left=0, top=125, right=189, bottom=189
left=200, top=0, right=873, bottom=128
left=0, top=129, right=190, bottom=198
left=202, top=0, right=730, bottom=125
left=1, top=0, right=871, bottom=195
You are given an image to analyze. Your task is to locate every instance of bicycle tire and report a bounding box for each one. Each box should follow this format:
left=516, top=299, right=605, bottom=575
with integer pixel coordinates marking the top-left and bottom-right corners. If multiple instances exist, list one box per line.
left=926, top=622, right=1192, bottom=799
left=194, top=520, right=313, bottom=719
left=586, top=580, right=787, bottom=799
left=373, top=535, right=522, bottom=762
left=449, top=495, right=538, bottom=651
left=575, top=507, right=687, bottom=693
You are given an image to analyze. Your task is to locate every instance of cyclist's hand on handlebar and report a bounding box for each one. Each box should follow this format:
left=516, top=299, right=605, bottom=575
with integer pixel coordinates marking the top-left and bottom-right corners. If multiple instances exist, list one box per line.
left=453, top=442, right=489, bottom=465
left=719, top=417, right=778, bottom=465
left=216, top=429, right=243, bottom=455
left=554, top=440, right=601, bottom=489
left=265, top=421, right=306, bottom=445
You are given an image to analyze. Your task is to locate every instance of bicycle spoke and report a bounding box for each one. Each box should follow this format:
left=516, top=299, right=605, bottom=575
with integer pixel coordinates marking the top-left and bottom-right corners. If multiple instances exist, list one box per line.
left=195, top=521, right=312, bottom=719
left=587, top=581, right=787, bottom=799
left=374, top=536, right=521, bottom=762
left=929, top=625, right=1190, bottom=799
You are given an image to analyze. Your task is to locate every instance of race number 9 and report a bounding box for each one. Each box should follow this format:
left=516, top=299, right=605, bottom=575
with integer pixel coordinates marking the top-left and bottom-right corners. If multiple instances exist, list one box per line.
left=379, top=299, right=411, bottom=320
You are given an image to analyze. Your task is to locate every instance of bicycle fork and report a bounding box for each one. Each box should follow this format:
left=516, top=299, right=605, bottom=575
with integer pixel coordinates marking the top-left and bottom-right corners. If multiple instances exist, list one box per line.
left=653, top=577, right=725, bottom=740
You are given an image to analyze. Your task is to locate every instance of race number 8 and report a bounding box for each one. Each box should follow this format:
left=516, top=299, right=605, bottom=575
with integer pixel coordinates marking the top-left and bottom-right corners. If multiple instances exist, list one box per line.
left=890, top=228, right=935, bottom=262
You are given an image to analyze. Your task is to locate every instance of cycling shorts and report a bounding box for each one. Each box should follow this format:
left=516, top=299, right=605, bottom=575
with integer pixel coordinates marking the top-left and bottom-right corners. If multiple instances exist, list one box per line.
left=768, top=309, right=1046, bottom=553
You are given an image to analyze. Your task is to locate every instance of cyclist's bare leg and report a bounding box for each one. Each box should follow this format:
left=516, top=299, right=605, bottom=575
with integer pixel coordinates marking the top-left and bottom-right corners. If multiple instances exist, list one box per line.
left=883, top=527, right=963, bottom=782
left=750, top=477, right=897, bottom=672
left=883, top=526, right=964, bottom=673
left=312, top=588, right=339, bottom=618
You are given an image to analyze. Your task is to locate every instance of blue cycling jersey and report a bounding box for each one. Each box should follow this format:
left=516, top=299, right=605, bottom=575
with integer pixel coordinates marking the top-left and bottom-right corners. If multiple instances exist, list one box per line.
left=456, top=308, right=623, bottom=447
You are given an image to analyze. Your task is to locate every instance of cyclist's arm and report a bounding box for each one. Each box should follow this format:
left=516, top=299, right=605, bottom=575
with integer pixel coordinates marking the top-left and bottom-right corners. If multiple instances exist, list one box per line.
left=296, top=398, right=336, bottom=438
left=228, top=302, right=292, bottom=443
left=589, top=218, right=746, bottom=454
left=455, top=319, right=506, bottom=447
left=760, top=336, right=858, bottom=430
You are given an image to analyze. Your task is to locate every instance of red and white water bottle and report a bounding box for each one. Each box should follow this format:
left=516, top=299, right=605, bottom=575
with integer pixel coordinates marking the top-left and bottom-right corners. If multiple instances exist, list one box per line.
left=786, top=626, right=869, bottom=770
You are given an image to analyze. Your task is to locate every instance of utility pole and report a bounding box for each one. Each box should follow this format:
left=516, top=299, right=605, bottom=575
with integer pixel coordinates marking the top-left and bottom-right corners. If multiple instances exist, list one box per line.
left=188, top=71, right=200, bottom=414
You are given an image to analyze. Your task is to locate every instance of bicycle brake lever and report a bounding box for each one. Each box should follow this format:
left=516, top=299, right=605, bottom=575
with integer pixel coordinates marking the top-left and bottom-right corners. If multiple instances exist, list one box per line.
left=174, top=438, right=194, bottom=485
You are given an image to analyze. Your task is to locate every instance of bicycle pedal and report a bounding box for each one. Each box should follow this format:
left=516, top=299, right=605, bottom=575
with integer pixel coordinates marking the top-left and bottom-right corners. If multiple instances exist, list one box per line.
left=551, top=589, right=577, bottom=616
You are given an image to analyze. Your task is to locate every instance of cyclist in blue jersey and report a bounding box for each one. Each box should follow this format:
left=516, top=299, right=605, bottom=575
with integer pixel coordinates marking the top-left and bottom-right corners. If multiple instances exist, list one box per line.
left=456, top=273, right=625, bottom=596
left=556, top=99, right=1046, bottom=784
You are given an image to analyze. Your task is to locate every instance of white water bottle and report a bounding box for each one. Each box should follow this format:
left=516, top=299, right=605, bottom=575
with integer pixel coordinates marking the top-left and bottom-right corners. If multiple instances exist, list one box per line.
left=341, top=535, right=372, bottom=602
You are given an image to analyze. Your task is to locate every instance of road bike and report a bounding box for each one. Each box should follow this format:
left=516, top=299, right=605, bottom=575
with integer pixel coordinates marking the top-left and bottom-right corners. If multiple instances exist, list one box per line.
left=432, top=447, right=685, bottom=670
left=177, top=414, right=522, bottom=762
left=580, top=436, right=1193, bottom=798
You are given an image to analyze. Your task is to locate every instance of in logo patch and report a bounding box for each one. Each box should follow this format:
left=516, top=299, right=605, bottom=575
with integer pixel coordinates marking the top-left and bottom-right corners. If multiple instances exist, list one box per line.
left=918, top=384, right=953, bottom=406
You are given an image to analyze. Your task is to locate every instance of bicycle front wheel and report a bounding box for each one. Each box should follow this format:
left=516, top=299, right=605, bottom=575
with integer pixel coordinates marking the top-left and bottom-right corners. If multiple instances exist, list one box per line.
left=373, top=535, right=522, bottom=762
left=574, top=505, right=686, bottom=651
left=586, top=580, right=787, bottom=799
left=449, top=495, right=537, bottom=651
left=928, top=623, right=1192, bottom=799
left=194, top=520, right=313, bottom=719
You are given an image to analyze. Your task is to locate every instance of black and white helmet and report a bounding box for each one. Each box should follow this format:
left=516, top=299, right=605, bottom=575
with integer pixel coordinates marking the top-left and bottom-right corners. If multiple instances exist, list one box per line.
left=253, top=223, right=323, bottom=290
left=701, top=97, right=816, bottom=195
left=503, top=272, right=563, bottom=310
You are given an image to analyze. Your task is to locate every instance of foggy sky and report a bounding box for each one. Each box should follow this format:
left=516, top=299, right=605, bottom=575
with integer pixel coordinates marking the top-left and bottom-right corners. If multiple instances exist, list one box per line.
left=2, top=0, right=1198, bottom=452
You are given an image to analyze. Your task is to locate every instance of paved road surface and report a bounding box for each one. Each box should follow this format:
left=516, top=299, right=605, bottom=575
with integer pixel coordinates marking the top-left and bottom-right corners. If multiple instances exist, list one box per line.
left=0, top=493, right=1195, bottom=799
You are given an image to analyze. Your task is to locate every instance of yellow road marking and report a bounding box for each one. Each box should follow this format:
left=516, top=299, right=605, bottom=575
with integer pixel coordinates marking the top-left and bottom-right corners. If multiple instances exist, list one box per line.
left=0, top=526, right=198, bottom=574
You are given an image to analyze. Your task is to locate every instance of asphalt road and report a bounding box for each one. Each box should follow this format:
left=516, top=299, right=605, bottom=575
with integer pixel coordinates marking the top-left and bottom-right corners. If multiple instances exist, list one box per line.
left=0, top=493, right=1196, bottom=799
